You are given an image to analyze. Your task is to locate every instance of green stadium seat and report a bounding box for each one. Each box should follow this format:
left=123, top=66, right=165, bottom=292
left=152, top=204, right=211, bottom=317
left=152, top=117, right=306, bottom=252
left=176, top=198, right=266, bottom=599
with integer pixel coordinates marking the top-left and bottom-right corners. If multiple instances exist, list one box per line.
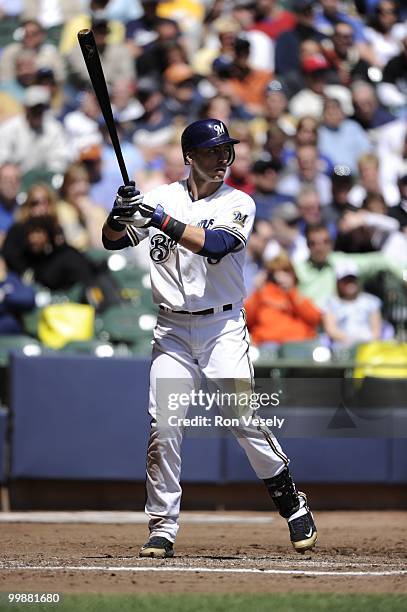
left=278, top=339, right=320, bottom=361
left=21, top=168, right=58, bottom=192
left=60, top=340, right=117, bottom=357
left=0, top=335, right=44, bottom=366
left=96, top=303, right=155, bottom=344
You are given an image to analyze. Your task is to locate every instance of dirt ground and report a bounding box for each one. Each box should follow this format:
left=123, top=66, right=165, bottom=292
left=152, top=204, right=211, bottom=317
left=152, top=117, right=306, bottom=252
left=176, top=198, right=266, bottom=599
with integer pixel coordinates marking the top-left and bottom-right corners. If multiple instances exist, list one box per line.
left=0, top=511, right=406, bottom=595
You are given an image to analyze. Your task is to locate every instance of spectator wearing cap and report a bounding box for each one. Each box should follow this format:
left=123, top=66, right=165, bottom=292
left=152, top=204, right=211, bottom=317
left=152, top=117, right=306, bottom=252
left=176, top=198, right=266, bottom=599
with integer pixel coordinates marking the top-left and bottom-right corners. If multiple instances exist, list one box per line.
left=66, top=18, right=135, bottom=90
left=288, top=53, right=329, bottom=118
left=0, top=19, right=66, bottom=84
left=0, top=86, right=71, bottom=175
left=162, top=63, right=203, bottom=122
left=245, top=252, right=321, bottom=346
left=322, top=261, right=383, bottom=348
left=232, top=1, right=275, bottom=72
left=278, top=143, right=332, bottom=206
left=251, top=80, right=296, bottom=144
left=251, top=156, right=294, bottom=220
left=322, top=21, right=372, bottom=87
left=192, top=15, right=241, bottom=77
left=274, top=0, right=327, bottom=81
left=251, top=0, right=296, bottom=41
left=318, top=98, right=371, bottom=174
left=294, top=223, right=403, bottom=307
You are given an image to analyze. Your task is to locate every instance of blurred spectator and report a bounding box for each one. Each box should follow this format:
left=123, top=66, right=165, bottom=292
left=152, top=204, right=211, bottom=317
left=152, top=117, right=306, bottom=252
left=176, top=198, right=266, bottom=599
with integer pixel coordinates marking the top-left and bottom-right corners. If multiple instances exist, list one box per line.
left=297, top=186, right=337, bottom=239
left=263, top=123, right=287, bottom=165
left=63, top=90, right=103, bottom=158
left=0, top=255, right=36, bottom=335
left=389, top=173, right=407, bottom=230
left=251, top=0, right=296, bottom=40
left=0, top=163, right=22, bottom=246
left=295, top=223, right=403, bottom=306
left=193, top=15, right=240, bottom=77
left=289, top=53, right=352, bottom=119
left=283, top=115, right=333, bottom=176
left=364, top=0, right=406, bottom=67
left=59, top=0, right=125, bottom=55
left=251, top=155, right=293, bottom=220
left=135, top=143, right=187, bottom=192
left=265, top=201, right=309, bottom=263
left=277, top=144, right=332, bottom=206
left=318, top=97, right=371, bottom=173
left=22, top=0, right=84, bottom=43
left=322, top=261, right=382, bottom=347
left=3, top=183, right=63, bottom=274
left=66, top=18, right=134, bottom=90
left=163, top=63, right=203, bottom=123
left=274, top=0, right=326, bottom=82
left=89, top=122, right=145, bottom=209
left=262, top=79, right=295, bottom=134
left=212, top=37, right=273, bottom=115
left=325, top=166, right=357, bottom=224
left=111, top=78, right=144, bottom=136
left=244, top=218, right=273, bottom=294
left=378, top=34, right=407, bottom=111
left=232, top=1, right=275, bottom=71
left=58, top=164, right=107, bottom=250
left=134, top=14, right=183, bottom=81
left=245, top=252, right=321, bottom=346
left=0, top=86, right=71, bottom=175
left=154, top=0, right=204, bottom=56
left=314, top=0, right=368, bottom=43
left=348, top=153, right=390, bottom=207
left=126, top=0, right=179, bottom=62
left=0, top=48, right=38, bottom=103
left=131, top=77, right=175, bottom=162
left=323, top=21, right=372, bottom=86
left=225, top=142, right=255, bottom=195
left=0, top=19, right=65, bottom=83
left=12, top=215, right=96, bottom=291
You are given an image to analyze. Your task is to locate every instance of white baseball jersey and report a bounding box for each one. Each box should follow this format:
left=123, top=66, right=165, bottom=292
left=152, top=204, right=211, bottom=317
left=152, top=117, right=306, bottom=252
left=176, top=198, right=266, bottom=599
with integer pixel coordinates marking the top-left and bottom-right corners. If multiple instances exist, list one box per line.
left=125, top=180, right=255, bottom=310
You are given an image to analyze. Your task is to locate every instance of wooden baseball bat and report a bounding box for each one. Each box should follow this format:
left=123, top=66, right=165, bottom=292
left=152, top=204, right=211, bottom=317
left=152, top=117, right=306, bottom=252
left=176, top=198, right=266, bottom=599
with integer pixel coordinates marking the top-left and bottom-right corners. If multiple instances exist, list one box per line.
left=77, top=29, right=130, bottom=185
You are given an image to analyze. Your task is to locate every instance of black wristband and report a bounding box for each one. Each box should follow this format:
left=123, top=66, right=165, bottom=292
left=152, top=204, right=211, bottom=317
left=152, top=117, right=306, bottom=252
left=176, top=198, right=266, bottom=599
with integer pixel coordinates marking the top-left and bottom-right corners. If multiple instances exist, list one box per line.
left=106, top=214, right=126, bottom=232
left=161, top=215, right=186, bottom=242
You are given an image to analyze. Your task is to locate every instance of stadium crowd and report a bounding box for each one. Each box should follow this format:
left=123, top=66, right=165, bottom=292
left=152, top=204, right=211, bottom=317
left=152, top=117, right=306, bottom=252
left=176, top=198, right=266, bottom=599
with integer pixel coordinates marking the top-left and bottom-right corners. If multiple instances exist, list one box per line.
left=0, top=0, right=406, bottom=351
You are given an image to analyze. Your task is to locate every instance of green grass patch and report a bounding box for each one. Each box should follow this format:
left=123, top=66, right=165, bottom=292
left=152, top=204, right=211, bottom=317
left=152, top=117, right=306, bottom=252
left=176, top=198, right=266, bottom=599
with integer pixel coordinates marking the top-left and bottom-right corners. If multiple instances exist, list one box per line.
left=1, top=593, right=407, bottom=612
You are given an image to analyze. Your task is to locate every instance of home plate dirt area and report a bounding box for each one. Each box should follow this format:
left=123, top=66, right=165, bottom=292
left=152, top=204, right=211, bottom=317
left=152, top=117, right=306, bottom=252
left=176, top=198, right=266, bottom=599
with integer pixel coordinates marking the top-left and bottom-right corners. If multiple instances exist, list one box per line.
left=0, top=511, right=406, bottom=594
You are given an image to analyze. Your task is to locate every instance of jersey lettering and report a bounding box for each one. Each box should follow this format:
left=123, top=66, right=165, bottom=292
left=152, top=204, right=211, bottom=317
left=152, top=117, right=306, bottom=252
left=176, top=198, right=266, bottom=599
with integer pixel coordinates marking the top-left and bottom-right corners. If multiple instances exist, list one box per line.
left=196, top=218, right=215, bottom=229
left=150, top=234, right=177, bottom=263
left=213, top=123, right=225, bottom=136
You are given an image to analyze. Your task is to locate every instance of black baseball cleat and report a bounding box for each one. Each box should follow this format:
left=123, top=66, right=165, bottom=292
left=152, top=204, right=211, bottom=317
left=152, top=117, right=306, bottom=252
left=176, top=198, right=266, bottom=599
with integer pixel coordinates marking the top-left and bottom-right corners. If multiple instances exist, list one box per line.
left=288, top=493, right=318, bottom=553
left=139, top=536, right=174, bottom=558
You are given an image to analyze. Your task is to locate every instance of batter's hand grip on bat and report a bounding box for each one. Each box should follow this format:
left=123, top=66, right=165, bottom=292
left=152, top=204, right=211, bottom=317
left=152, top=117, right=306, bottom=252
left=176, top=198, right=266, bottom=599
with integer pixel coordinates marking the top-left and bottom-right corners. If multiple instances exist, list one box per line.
left=77, top=28, right=130, bottom=185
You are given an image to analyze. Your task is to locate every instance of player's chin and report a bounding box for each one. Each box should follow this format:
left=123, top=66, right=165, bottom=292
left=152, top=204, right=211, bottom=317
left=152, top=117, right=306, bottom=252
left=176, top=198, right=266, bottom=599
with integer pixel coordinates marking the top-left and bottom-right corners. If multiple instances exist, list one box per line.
left=211, top=169, right=226, bottom=181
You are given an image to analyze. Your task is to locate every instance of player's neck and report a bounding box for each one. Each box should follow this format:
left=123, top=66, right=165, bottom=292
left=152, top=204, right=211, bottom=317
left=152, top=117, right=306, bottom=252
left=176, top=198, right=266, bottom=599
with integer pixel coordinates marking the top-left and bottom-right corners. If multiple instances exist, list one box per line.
left=187, top=175, right=223, bottom=201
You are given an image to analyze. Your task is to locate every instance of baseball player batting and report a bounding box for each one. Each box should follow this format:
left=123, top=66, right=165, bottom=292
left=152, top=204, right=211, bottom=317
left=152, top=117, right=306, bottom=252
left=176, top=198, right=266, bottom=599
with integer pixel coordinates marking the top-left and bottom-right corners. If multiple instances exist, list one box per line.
left=102, top=119, right=317, bottom=558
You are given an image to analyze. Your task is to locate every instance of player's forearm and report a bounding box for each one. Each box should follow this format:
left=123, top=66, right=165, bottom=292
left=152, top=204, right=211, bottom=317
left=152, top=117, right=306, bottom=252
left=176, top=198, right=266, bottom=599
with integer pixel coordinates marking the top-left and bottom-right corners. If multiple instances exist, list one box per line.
left=102, top=216, right=130, bottom=250
left=179, top=225, right=205, bottom=253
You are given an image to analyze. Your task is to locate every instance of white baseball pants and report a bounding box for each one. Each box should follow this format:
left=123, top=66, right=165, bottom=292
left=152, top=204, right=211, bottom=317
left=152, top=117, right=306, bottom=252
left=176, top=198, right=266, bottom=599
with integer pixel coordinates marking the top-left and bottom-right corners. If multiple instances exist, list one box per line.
left=145, top=306, right=289, bottom=542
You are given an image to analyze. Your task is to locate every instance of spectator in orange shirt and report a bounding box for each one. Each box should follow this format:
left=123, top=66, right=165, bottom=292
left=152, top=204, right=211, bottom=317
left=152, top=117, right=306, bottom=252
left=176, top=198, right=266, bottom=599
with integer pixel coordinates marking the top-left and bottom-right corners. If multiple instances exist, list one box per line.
left=244, top=252, right=322, bottom=345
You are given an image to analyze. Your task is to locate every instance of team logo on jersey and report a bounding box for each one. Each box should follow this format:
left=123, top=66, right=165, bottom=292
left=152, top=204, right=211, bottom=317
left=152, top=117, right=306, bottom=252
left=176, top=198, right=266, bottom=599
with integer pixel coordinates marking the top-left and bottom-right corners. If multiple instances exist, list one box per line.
left=213, top=123, right=225, bottom=136
left=150, top=234, right=177, bottom=263
left=232, top=211, right=248, bottom=227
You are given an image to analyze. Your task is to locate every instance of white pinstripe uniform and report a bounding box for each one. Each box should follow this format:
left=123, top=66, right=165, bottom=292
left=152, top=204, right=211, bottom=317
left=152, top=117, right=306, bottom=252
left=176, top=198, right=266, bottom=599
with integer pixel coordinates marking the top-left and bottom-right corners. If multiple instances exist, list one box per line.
left=126, top=179, right=289, bottom=542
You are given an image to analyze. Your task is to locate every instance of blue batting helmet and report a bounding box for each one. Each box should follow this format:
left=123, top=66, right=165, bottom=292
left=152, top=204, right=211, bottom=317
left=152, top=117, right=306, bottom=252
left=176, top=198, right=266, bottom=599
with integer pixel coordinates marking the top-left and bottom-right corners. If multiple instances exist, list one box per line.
left=181, top=119, right=240, bottom=165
